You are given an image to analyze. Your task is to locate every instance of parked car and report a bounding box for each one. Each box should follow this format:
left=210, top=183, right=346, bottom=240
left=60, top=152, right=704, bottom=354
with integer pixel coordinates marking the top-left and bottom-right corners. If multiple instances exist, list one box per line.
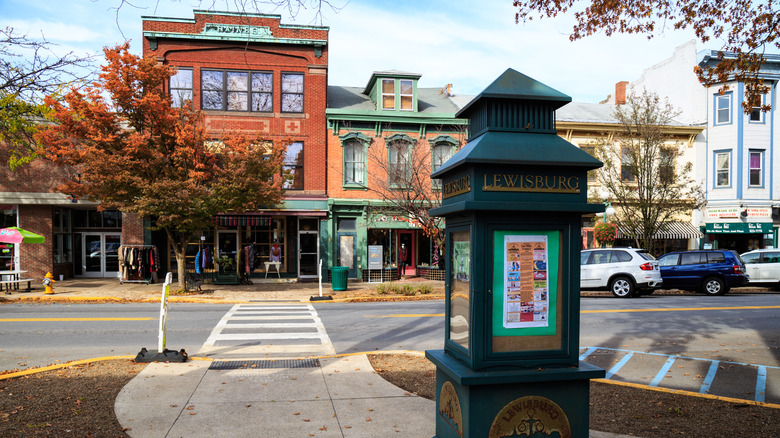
left=656, top=250, right=748, bottom=295
left=740, top=249, right=780, bottom=286
left=580, top=248, right=662, bottom=298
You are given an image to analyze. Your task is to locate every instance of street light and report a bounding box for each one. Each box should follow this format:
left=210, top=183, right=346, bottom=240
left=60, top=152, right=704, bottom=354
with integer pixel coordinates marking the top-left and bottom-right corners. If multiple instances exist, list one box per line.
left=595, top=188, right=615, bottom=223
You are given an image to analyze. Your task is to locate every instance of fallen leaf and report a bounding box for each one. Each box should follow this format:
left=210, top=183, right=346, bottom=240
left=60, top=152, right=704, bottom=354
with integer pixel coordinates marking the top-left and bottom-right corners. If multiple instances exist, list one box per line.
left=366, top=417, right=373, bottom=422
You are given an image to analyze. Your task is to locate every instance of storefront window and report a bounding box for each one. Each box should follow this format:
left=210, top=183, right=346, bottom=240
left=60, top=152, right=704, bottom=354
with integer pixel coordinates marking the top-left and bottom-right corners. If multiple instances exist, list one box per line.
left=245, top=218, right=287, bottom=273
left=73, top=209, right=122, bottom=229
left=1, top=206, right=17, bottom=269
left=53, top=208, right=72, bottom=264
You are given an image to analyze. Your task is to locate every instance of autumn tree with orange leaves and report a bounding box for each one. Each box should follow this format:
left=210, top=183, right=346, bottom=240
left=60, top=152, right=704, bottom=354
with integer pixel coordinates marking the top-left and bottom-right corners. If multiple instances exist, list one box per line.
left=37, top=44, right=287, bottom=290
left=513, top=0, right=778, bottom=112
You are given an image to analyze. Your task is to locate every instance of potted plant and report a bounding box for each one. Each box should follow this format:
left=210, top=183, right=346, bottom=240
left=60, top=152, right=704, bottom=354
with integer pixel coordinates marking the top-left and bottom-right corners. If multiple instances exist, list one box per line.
left=214, top=256, right=239, bottom=285
left=216, top=256, right=235, bottom=272
left=594, top=222, right=617, bottom=247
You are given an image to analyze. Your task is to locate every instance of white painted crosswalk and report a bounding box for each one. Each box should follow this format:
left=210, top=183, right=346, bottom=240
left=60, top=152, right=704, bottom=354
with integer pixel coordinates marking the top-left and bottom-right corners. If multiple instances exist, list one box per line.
left=198, top=303, right=336, bottom=359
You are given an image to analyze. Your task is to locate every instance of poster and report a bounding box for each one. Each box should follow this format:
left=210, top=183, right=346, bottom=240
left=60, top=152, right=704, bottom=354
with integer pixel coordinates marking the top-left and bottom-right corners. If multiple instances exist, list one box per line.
left=503, top=235, right=549, bottom=329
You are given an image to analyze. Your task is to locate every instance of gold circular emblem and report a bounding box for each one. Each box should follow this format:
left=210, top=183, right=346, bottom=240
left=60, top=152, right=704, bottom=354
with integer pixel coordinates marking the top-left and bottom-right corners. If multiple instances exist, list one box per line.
left=488, top=395, right=570, bottom=438
left=438, top=381, right=464, bottom=437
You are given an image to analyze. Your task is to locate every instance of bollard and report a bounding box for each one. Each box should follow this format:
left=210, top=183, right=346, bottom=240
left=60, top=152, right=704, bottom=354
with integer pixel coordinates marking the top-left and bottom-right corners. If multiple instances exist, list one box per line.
left=43, top=272, right=56, bottom=294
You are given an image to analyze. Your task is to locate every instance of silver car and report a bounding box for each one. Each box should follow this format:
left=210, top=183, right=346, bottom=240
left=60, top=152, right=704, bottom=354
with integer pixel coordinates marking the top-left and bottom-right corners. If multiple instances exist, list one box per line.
left=740, top=249, right=780, bottom=286
left=580, top=248, right=663, bottom=298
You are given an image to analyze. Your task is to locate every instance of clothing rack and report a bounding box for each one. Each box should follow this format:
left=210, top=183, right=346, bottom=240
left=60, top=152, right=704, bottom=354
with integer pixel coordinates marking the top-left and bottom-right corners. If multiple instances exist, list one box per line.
left=119, top=245, right=159, bottom=284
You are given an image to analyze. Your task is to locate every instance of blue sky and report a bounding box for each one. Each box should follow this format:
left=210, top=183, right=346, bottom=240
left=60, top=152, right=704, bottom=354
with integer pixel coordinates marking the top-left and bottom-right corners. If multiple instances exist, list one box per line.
left=0, top=0, right=749, bottom=103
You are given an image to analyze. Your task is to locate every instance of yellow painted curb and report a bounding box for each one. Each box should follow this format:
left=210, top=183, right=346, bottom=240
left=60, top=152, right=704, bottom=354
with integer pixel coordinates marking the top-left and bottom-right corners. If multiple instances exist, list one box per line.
left=0, top=356, right=135, bottom=381
left=595, top=378, right=780, bottom=410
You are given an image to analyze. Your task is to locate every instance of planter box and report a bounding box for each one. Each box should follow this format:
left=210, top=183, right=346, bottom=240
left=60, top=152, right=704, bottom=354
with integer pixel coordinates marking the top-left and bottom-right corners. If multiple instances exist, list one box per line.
left=417, top=266, right=445, bottom=281
left=213, top=272, right=239, bottom=285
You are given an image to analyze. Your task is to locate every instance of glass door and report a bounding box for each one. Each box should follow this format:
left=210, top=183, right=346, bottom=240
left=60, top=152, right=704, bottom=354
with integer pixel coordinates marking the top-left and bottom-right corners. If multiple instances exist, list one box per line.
left=81, top=232, right=121, bottom=278
left=398, top=231, right=415, bottom=276
left=298, top=217, right=319, bottom=279
left=217, top=231, right=238, bottom=272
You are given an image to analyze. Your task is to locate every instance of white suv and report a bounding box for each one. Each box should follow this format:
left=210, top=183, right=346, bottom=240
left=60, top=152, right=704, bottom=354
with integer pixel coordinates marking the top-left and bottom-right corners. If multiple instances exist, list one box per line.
left=740, top=249, right=780, bottom=286
left=580, top=248, right=662, bottom=298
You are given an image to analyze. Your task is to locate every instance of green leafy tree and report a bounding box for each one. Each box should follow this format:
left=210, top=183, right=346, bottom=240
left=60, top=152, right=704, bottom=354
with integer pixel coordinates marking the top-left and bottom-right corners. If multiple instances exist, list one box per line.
left=513, top=0, right=778, bottom=112
left=596, top=91, right=706, bottom=254
left=1, top=27, right=94, bottom=168
left=37, top=44, right=287, bottom=289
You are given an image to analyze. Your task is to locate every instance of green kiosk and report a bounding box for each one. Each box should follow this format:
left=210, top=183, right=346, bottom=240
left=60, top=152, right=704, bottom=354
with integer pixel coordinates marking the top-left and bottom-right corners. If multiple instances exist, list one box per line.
left=427, top=69, right=606, bottom=438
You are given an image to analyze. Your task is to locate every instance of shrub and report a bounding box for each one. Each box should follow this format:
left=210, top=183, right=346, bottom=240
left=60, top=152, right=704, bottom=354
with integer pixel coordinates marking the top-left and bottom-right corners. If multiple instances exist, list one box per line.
left=402, top=284, right=416, bottom=296
left=375, top=284, right=388, bottom=295
left=387, top=283, right=401, bottom=294
left=417, top=284, right=433, bottom=295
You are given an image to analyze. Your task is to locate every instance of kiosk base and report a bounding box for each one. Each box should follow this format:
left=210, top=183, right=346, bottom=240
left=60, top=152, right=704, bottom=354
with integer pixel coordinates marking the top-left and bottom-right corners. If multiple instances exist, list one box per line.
left=134, top=348, right=188, bottom=363
left=426, top=350, right=604, bottom=438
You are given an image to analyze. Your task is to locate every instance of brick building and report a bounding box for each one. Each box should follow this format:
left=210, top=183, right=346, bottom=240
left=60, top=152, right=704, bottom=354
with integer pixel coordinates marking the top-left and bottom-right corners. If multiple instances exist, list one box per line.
left=142, top=10, right=329, bottom=280
left=326, top=72, right=468, bottom=280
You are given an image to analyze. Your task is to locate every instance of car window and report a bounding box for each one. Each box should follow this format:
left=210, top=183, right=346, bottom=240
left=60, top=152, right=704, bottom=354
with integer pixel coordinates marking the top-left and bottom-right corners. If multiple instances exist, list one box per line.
left=592, top=252, right=610, bottom=264
left=680, top=252, right=703, bottom=265
left=612, top=250, right=632, bottom=262
left=658, top=254, right=679, bottom=266
left=637, top=252, right=656, bottom=260
left=764, top=252, right=780, bottom=263
left=741, top=252, right=760, bottom=264
left=707, top=252, right=726, bottom=263
left=581, top=252, right=592, bottom=265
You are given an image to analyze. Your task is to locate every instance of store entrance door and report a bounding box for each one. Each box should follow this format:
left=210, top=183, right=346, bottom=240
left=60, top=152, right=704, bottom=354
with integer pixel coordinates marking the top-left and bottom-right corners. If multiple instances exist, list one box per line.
left=81, top=232, right=121, bottom=278
left=217, top=231, right=239, bottom=268
left=299, top=217, right=320, bottom=279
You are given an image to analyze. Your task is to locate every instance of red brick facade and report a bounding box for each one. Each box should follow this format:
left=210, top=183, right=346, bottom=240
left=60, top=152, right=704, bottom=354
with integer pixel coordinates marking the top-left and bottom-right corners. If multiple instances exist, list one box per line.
left=143, top=11, right=328, bottom=195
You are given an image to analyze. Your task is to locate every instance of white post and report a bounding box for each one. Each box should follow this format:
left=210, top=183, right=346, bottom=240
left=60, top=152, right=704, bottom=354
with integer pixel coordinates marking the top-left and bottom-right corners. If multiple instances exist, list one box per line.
left=318, top=258, right=323, bottom=297
left=158, top=272, right=172, bottom=352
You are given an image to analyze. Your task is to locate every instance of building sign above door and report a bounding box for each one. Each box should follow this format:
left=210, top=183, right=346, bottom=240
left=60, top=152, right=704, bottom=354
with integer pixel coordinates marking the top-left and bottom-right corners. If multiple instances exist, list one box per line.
left=203, top=23, right=272, bottom=38
left=705, top=222, right=773, bottom=233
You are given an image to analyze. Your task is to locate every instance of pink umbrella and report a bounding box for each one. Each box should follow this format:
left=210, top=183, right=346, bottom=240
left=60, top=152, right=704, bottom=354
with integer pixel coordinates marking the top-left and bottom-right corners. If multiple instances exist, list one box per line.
left=0, top=227, right=45, bottom=244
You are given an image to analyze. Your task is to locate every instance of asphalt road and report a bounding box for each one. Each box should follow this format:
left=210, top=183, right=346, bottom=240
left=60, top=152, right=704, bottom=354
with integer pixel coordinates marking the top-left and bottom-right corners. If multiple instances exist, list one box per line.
left=2, top=295, right=778, bottom=403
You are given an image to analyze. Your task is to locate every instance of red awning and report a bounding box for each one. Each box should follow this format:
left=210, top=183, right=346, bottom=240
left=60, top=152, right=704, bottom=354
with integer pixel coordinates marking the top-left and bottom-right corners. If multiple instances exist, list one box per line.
left=213, top=214, right=271, bottom=227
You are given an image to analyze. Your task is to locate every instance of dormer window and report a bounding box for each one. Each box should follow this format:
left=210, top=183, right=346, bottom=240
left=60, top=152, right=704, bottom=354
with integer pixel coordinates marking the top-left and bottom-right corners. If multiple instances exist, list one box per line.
left=382, top=79, right=395, bottom=110
left=400, top=80, right=413, bottom=111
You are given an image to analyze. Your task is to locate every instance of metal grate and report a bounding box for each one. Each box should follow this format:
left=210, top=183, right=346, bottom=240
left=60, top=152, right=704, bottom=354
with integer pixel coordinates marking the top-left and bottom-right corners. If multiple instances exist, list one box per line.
left=209, top=359, right=321, bottom=370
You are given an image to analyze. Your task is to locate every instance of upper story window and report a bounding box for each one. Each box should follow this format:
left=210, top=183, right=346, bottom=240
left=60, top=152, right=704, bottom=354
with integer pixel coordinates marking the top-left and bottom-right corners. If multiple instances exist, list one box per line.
left=749, top=94, right=765, bottom=123
left=580, top=145, right=597, bottom=182
left=252, top=73, right=273, bottom=112
left=283, top=141, right=304, bottom=190
left=659, top=147, right=676, bottom=184
left=620, top=147, right=636, bottom=182
left=344, top=139, right=366, bottom=186
left=281, top=73, right=304, bottom=113
left=386, top=134, right=414, bottom=187
left=715, top=93, right=731, bottom=124
left=170, top=68, right=193, bottom=108
left=749, top=150, right=764, bottom=186
left=202, top=69, right=274, bottom=112
left=715, top=151, right=730, bottom=187
left=431, top=135, right=458, bottom=189
left=382, top=79, right=395, bottom=110
left=400, top=80, right=413, bottom=111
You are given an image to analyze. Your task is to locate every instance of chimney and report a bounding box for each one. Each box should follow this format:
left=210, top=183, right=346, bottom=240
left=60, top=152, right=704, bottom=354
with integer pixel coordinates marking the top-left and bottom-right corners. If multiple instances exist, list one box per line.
left=615, top=81, right=628, bottom=105
left=441, top=83, right=453, bottom=97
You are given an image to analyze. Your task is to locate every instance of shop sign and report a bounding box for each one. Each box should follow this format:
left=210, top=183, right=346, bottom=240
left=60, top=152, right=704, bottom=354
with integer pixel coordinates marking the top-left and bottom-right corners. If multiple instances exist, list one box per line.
left=482, top=173, right=580, bottom=194
left=707, top=207, right=772, bottom=219
left=705, top=222, right=773, bottom=234
left=371, top=214, right=422, bottom=228
left=368, top=245, right=383, bottom=269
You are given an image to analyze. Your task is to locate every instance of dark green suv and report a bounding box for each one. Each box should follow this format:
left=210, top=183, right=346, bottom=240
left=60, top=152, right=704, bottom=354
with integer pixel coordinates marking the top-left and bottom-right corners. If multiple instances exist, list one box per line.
left=657, top=250, right=748, bottom=295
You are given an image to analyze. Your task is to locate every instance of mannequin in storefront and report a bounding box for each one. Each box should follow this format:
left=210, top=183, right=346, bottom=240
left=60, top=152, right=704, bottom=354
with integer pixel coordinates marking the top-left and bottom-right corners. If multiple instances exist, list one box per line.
left=399, top=243, right=408, bottom=276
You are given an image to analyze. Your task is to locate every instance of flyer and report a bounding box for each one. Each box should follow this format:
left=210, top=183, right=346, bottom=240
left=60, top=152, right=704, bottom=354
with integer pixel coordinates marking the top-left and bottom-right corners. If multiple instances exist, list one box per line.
left=503, top=235, right=549, bottom=329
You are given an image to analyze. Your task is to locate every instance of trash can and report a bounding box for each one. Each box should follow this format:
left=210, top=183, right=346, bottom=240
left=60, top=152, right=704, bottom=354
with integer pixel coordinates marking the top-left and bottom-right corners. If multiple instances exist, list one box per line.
left=330, top=266, right=349, bottom=291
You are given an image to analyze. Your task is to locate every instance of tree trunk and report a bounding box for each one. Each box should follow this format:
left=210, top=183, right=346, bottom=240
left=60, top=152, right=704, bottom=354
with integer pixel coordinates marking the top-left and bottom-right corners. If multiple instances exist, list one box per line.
left=165, top=228, right=193, bottom=291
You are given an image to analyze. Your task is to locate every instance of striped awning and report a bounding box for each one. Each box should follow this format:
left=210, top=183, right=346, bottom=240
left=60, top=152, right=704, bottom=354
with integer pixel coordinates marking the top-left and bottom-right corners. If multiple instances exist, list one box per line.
left=213, top=214, right=271, bottom=227
left=617, top=222, right=702, bottom=239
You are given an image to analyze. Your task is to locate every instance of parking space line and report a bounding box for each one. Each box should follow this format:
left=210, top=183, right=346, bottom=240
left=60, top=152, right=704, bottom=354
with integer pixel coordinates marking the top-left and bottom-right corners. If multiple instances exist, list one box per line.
left=700, top=360, right=720, bottom=394
left=650, top=356, right=676, bottom=387
left=583, top=305, right=780, bottom=314
left=605, top=351, right=634, bottom=379
left=578, top=346, right=598, bottom=361
left=757, top=366, right=768, bottom=402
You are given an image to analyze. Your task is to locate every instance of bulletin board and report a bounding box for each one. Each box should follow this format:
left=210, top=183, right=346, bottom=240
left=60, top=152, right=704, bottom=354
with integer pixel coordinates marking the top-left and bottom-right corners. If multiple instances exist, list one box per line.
left=491, top=230, right=562, bottom=352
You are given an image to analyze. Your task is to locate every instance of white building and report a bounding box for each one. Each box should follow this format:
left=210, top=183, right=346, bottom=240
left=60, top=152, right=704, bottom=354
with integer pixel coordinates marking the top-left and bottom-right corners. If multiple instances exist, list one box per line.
left=623, top=41, right=780, bottom=252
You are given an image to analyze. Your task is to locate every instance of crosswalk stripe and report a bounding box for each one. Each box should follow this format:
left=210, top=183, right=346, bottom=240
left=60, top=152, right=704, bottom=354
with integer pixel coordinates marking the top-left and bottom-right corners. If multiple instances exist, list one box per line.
left=200, top=303, right=335, bottom=359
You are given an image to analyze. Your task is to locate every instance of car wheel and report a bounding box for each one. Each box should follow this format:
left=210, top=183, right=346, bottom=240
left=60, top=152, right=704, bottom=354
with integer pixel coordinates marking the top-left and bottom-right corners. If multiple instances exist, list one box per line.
left=702, top=277, right=728, bottom=296
left=610, top=276, right=635, bottom=298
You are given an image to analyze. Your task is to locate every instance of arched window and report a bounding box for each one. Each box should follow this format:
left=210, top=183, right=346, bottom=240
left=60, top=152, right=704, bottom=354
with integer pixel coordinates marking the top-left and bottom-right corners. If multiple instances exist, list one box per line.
left=386, top=133, right=415, bottom=188
left=430, top=135, right=458, bottom=189
left=339, top=132, right=370, bottom=187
